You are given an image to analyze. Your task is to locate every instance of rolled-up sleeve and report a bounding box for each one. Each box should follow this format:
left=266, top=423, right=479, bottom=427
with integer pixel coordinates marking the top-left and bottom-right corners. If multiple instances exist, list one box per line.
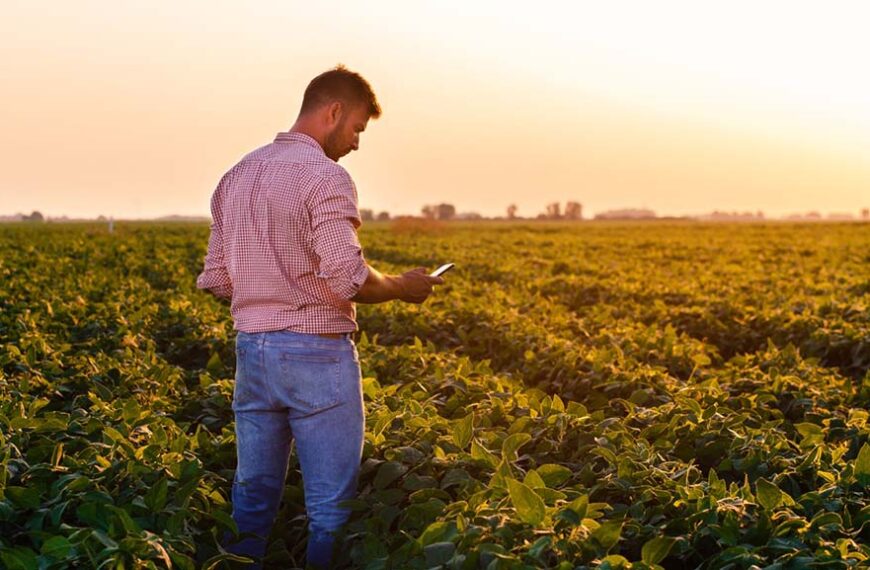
left=308, top=172, right=370, bottom=300
left=196, top=175, right=234, bottom=300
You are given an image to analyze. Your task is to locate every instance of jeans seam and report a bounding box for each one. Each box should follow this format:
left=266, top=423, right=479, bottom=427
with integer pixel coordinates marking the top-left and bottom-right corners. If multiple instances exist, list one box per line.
left=257, top=334, right=281, bottom=409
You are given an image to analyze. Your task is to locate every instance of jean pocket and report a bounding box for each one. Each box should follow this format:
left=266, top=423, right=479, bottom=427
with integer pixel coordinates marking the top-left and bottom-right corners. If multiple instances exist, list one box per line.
left=277, top=352, right=342, bottom=412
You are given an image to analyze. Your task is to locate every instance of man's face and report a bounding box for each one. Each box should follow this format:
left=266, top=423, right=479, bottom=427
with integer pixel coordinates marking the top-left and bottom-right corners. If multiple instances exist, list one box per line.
left=324, top=102, right=369, bottom=162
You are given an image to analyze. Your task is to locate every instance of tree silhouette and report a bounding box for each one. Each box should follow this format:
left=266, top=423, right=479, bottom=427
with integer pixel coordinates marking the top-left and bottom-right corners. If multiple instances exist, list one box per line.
left=565, top=202, right=583, bottom=220
left=545, top=202, right=561, bottom=219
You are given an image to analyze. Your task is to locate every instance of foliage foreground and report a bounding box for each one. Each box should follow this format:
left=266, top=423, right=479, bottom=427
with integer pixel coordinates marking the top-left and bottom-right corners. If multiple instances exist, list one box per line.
left=1, top=221, right=869, bottom=570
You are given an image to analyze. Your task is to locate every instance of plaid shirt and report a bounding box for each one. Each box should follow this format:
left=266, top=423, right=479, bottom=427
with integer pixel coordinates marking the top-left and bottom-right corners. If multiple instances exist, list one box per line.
left=196, top=131, right=370, bottom=333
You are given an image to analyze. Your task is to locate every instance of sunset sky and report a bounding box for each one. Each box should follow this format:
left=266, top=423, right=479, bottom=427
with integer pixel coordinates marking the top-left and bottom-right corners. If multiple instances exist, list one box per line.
left=2, top=1, right=868, bottom=219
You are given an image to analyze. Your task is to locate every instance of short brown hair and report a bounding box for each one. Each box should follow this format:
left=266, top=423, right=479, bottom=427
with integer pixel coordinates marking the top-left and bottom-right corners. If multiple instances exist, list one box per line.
left=300, top=65, right=382, bottom=119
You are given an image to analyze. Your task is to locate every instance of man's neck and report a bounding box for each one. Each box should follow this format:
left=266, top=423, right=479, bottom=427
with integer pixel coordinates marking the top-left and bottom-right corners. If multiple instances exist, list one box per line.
left=289, top=120, right=326, bottom=149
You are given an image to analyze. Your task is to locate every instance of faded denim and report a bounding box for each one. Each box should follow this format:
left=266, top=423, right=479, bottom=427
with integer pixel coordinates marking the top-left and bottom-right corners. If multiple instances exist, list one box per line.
left=224, top=330, right=364, bottom=569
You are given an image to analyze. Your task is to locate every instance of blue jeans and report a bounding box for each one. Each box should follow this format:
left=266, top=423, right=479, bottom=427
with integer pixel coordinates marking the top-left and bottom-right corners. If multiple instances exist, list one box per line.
left=224, top=331, right=364, bottom=569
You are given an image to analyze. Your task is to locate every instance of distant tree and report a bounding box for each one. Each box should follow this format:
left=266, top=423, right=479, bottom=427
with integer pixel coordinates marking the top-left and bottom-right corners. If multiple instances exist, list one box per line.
left=507, top=204, right=517, bottom=220
left=435, top=203, right=456, bottom=220
left=456, top=212, right=482, bottom=220
left=376, top=211, right=391, bottom=221
left=421, top=204, right=456, bottom=220
left=594, top=208, right=656, bottom=220
left=359, top=209, right=374, bottom=222
left=545, top=202, right=561, bottom=219
left=25, top=211, right=45, bottom=223
left=862, top=208, right=869, bottom=220
left=564, top=201, right=583, bottom=220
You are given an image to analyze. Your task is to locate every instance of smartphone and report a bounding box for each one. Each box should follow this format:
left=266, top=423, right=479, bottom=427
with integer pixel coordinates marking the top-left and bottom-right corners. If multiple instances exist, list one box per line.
left=430, top=263, right=455, bottom=277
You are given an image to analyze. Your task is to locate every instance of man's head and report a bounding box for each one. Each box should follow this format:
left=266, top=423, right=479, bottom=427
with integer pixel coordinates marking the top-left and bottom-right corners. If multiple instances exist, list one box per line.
left=295, top=65, right=381, bottom=162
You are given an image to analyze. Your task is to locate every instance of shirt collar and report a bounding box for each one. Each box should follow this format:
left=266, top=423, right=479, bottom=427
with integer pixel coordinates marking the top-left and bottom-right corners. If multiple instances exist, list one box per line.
left=274, top=131, right=324, bottom=153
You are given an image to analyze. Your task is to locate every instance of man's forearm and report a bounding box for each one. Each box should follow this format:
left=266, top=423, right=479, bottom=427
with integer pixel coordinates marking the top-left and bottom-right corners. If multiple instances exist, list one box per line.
left=196, top=268, right=233, bottom=300
left=350, top=264, right=405, bottom=304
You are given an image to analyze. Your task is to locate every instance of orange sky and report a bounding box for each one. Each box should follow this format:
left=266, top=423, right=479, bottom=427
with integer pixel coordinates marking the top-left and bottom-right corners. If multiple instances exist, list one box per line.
left=1, top=1, right=868, bottom=219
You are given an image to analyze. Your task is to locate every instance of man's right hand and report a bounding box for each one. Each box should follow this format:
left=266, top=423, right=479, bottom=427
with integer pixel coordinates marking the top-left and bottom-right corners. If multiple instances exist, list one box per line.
left=397, top=267, right=445, bottom=304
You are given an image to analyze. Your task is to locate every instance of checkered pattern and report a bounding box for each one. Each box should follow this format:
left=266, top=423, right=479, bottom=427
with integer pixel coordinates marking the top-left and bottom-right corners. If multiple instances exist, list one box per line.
left=196, top=132, right=370, bottom=333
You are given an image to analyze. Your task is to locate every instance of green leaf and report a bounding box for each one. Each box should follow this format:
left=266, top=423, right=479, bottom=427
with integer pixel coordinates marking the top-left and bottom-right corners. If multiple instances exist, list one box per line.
left=103, top=426, right=125, bottom=443
left=506, top=477, right=545, bottom=526
left=121, top=399, right=140, bottom=422
left=452, top=413, right=473, bottom=450
left=206, top=352, right=223, bottom=375
left=471, top=439, right=499, bottom=468
left=855, top=443, right=870, bottom=486
left=527, top=536, right=551, bottom=559
left=66, top=476, right=90, bottom=492
left=591, top=446, right=618, bottom=464
left=810, top=511, right=843, bottom=531
left=794, top=422, right=822, bottom=437
left=537, top=464, right=572, bottom=487
left=599, top=555, right=630, bottom=569
left=0, top=547, right=38, bottom=570
left=419, top=521, right=453, bottom=546
left=361, top=377, right=380, bottom=400
left=336, top=498, right=368, bottom=512
left=566, top=495, right=589, bottom=519
left=756, top=477, right=784, bottom=510
left=403, top=473, right=438, bottom=491
left=489, top=458, right=513, bottom=489
left=423, top=542, right=456, bottom=566
left=502, top=433, right=532, bottom=461
left=642, top=536, right=676, bottom=565
left=5, top=486, right=41, bottom=509
left=144, top=478, right=168, bottom=511
left=41, top=536, right=73, bottom=559
left=168, top=551, right=196, bottom=570
left=202, top=553, right=255, bottom=570
left=592, top=520, right=623, bottom=550
left=211, top=509, right=239, bottom=535
left=373, top=461, right=406, bottom=489
left=692, top=353, right=711, bottom=367
left=567, top=402, right=588, bottom=417
left=523, top=469, right=546, bottom=489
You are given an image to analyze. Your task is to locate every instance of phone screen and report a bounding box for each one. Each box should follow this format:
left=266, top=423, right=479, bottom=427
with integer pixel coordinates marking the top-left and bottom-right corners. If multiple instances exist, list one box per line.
left=430, top=263, right=455, bottom=277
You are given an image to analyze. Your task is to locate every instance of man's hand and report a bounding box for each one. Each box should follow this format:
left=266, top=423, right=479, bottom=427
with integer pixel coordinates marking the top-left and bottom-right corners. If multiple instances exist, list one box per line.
left=397, top=267, right=445, bottom=304
left=351, top=264, right=446, bottom=304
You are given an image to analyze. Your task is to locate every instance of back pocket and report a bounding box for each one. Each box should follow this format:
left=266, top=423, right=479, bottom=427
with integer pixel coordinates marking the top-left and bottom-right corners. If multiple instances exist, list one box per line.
left=277, top=352, right=341, bottom=412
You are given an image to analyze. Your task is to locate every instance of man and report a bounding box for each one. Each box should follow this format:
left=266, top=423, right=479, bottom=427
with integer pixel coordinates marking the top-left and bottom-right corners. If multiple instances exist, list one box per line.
left=196, top=65, right=444, bottom=569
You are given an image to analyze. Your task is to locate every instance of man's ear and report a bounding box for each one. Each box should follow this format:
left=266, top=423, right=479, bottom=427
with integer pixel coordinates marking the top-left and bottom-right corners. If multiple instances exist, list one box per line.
left=326, top=101, right=343, bottom=126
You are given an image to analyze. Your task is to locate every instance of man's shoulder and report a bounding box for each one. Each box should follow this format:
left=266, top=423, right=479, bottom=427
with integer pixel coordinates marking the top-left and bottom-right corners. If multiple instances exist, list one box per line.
left=239, top=143, right=352, bottom=183
left=320, top=162, right=354, bottom=186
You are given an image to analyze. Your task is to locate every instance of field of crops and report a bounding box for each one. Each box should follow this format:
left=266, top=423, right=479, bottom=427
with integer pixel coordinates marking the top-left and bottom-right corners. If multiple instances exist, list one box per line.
left=1, top=220, right=869, bottom=570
